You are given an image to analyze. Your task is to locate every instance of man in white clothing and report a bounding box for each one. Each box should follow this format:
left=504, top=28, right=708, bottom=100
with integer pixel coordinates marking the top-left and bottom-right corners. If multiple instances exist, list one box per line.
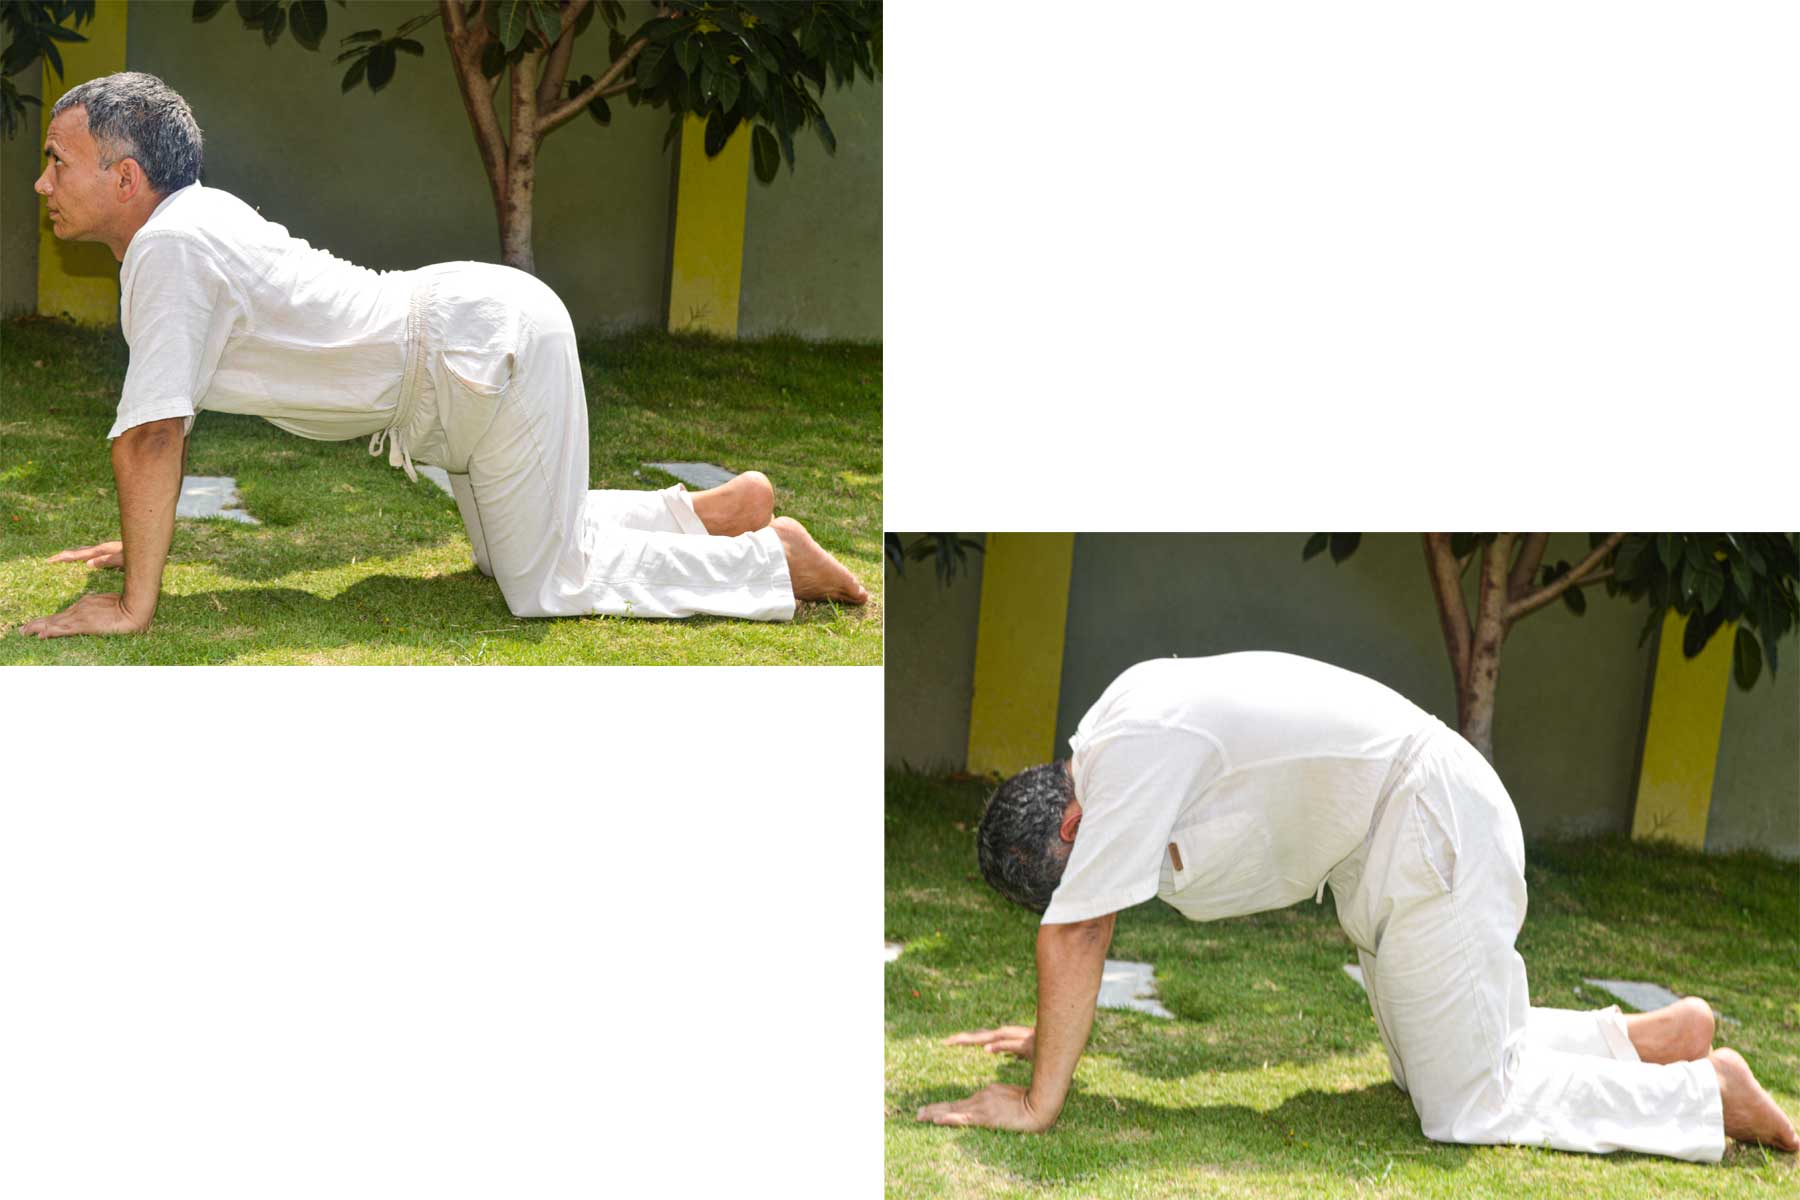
left=20, top=72, right=867, bottom=639
left=918, top=653, right=1798, bottom=1162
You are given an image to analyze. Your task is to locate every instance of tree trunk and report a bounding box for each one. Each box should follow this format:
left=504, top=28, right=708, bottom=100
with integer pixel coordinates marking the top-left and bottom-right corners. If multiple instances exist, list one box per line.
left=501, top=42, right=542, bottom=272
left=1421, top=531, right=1629, bottom=763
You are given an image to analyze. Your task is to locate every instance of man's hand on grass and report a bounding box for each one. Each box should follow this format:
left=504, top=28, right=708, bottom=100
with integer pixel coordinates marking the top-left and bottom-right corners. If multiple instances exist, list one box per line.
left=48, top=540, right=125, bottom=569
left=916, top=1083, right=1053, bottom=1133
left=945, top=1025, right=1035, bottom=1060
left=19, top=592, right=150, bottom=638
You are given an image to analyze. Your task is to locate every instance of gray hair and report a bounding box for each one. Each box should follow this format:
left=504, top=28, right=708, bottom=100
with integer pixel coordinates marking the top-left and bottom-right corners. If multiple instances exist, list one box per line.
left=49, top=71, right=203, bottom=195
left=977, top=762, right=1076, bottom=914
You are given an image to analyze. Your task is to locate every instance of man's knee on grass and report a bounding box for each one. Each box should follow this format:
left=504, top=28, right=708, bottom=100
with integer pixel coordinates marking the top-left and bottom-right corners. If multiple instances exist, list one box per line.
left=978, top=762, right=1077, bottom=914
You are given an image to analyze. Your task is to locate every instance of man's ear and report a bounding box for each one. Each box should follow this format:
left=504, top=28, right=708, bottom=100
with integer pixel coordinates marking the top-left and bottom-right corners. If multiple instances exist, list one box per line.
left=1058, top=799, right=1082, bottom=844
left=114, top=157, right=147, bottom=203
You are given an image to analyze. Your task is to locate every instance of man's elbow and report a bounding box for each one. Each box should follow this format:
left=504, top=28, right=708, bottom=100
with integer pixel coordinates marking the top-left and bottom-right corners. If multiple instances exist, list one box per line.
left=113, top=417, right=185, bottom=460
left=1043, top=913, right=1116, bottom=946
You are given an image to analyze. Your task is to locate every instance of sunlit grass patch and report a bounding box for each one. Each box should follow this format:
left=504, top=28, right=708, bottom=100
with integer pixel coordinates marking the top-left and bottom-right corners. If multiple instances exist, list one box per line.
left=885, top=772, right=1799, bottom=1198
left=0, top=317, right=880, bottom=665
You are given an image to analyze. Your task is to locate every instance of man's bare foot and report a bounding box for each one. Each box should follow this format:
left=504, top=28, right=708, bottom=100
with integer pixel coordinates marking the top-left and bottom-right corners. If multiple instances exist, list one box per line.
left=1711, top=1047, right=1800, bottom=1151
left=691, top=471, right=774, bottom=536
left=1625, top=996, right=1715, bottom=1063
left=772, top=516, right=868, bottom=604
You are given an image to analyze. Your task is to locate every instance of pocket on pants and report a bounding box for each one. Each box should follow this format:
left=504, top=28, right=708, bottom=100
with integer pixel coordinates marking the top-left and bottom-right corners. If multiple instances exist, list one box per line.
left=1410, top=789, right=1459, bottom=895
left=435, top=356, right=508, bottom=472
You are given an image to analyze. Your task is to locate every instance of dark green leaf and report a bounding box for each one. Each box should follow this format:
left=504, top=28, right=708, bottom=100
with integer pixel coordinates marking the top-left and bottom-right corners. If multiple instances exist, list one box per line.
left=812, top=105, right=835, bottom=154
left=367, top=41, right=396, bottom=90
left=1613, top=536, right=1652, bottom=585
left=261, top=5, right=285, bottom=44
left=42, top=38, right=63, bottom=76
left=1683, top=538, right=1708, bottom=573
left=1657, top=532, right=1680, bottom=570
left=236, top=0, right=278, bottom=21
left=1562, top=585, right=1587, bottom=616
left=662, top=112, right=682, bottom=152
left=192, top=1, right=228, bottom=19
left=703, top=107, right=729, bottom=156
left=751, top=124, right=778, bottom=182
left=1695, top=557, right=1724, bottom=612
left=1449, top=532, right=1479, bottom=559
left=587, top=93, right=611, bottom=124
left=675, top=35, right=699, bottom=73
left=636, top=43, right=666, bottom=88
left=1681, top=606, right=1724, bottom=658
left=393, top=37, right=424, bottom=56
left=609, top=28, right=625, bottom=62
left=288, top=0, right=327, bottom=49
left=496, top=0, right=528, bottom=52
left=717, top=68, right=741, bottom=113
left=532, top=0, right=562, bottom=49
left=1733, top=626, right=1762, bottom=689
left=480, top=39, right=505, bottom=78
left=1329, top=533, right=1361, bottom=564
left=1302, top=533, right=1330, bottom=561
left=340, top=54, right=367, bottom=91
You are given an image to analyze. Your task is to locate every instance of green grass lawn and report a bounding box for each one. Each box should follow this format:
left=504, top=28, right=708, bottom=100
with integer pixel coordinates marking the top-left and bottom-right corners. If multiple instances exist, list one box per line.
left=886, top=772, right=1800, bottom=1198
left=0, top=316, right=880, bottom=664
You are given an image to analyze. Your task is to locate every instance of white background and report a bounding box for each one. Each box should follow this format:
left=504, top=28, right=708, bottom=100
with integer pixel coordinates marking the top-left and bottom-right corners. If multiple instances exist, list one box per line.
left=6, top=2, right=1800, bottom=1196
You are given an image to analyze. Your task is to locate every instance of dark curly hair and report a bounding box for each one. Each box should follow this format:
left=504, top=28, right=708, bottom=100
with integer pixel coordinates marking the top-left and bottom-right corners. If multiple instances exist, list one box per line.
left=977, top=761, right=1076, bottom=913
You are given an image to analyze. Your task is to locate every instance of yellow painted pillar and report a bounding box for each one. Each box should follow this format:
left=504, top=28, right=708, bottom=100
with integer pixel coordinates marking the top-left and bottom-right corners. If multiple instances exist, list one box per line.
left=1631, top=611, right=1734, bottom=848
left=37, top=0, right=129, bottom=325
left=966, top=533, right=1077, bottom=777
left=665, top=115, right=749, bottom=336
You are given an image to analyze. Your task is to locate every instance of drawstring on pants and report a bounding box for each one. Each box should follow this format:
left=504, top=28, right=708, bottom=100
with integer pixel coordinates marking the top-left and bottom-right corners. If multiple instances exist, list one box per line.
left=370, top=271, right=435, bottom=484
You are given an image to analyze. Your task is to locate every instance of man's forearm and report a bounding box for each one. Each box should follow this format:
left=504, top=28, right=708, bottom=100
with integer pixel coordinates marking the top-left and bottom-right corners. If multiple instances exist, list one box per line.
left=1026, top=913, right=1115, bottom=1123
left=112, top=418, right=186, bottom=623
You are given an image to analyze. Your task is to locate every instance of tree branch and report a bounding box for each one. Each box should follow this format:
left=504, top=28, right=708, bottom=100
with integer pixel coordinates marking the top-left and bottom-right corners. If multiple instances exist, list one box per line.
left=1507, top=532, right=1550, bottom=601
left=1474, top=534, right=1516, bottom=661
left=1423, top=533, right=1472, bottom=690
left=536, top=4, right=669, bottom=139
left=440, top=0, right=508, bottom=213
left=1504, top=532, right=1628, bottom=623
left=536, top=0, right=590, bottom=113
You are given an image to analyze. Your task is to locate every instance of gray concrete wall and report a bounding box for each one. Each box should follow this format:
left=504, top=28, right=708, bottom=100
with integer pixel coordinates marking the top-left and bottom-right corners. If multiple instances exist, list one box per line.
left=739, top=75, right=880, bottom=341
left=1708, top=624, right=1800, bottom=859
left=0, top=65, right=40, bottom=317
left=1050, top=534, right=1654, bottom=841
left=0, top=2, right=881, bottom=338
left=883, top=534, right=985, bottom=773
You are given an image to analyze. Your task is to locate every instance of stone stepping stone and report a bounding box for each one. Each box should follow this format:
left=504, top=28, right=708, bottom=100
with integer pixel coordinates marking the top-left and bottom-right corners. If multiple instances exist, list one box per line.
left=414, top=464, right=455, bottom=498
left=178, top=476, right=258, bottom=524
left=1583, top=978, right=1735, bottom=1024
left=1099, top=959, right=1173, bottom=1018
left=883, top=942, right=903, bottom=963
left=642, top=461, right=736, bottom=489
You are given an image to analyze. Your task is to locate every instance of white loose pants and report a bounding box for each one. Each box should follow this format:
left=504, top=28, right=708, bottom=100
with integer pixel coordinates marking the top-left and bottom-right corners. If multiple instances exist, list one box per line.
left=382, top=262, right=795, bottom=621
left=1328, top=726, right=1725, bottom=1162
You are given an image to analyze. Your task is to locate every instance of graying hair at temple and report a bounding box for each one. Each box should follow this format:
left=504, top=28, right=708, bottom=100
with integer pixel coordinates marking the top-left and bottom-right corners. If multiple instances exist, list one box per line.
left=977, top=761, right=1076, bottom=913
left=50, top=71, right=203, bottom=195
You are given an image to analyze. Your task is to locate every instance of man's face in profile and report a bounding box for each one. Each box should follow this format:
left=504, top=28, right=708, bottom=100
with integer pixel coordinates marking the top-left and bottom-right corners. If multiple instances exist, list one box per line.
left=36, top=107, right=116, bottom=245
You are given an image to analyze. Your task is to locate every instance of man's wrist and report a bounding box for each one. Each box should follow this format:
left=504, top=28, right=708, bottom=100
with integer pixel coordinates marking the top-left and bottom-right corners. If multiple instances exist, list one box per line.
left=118, top=591, right=156, bottom=630
left=1022, top=1085, right=1062, bottom=1130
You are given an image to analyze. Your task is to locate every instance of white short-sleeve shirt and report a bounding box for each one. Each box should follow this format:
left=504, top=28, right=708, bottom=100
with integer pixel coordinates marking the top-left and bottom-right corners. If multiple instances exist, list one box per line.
left=1040, top=653, right=1439, bottom=925
left=111, top=183, right=414, bottom=441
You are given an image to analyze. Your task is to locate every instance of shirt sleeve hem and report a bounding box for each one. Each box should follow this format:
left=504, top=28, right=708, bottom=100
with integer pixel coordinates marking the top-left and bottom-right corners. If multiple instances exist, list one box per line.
left=108, top=402, right=197, bottom=440
left=1041, top=877, right=1160, bottom=926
